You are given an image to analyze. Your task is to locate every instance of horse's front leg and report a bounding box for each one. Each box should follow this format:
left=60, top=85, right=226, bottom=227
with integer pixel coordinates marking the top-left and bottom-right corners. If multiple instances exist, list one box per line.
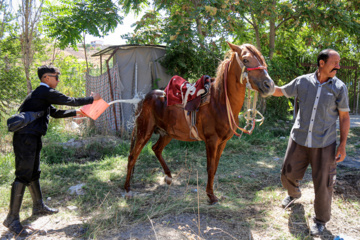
left=205, top=140, right=227, bottom=204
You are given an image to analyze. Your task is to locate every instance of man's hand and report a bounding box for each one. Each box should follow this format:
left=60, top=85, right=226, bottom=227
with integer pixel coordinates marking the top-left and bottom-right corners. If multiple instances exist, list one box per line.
left=75, top=109, right=86, bottom=117
left=335, top=143, right=346, bottom=162
left=272, top=86, right=284, bottom=97
left=336, top=110, right=350, bottom=163
left=91, top=92, right=101, bottom=101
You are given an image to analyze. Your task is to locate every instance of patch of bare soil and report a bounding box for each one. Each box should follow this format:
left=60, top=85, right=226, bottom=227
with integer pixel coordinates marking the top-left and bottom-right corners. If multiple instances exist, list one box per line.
left=62, top=48, right=101, bottom=65
left=0, top=212, right=90, bottom=240
left=0, top=213, right=245, bottom=240
left=335, top=171, right=360, bottom=199
left=102, top=213, right=251, bottom=240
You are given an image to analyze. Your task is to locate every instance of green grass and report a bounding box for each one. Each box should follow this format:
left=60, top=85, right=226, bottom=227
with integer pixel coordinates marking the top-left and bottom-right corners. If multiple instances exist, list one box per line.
left=0, top=116, right=359, bottom=239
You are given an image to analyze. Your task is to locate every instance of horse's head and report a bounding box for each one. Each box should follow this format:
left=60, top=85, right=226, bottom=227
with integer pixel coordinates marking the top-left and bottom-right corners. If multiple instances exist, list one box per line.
left=227, top=42, right=275, bottom=97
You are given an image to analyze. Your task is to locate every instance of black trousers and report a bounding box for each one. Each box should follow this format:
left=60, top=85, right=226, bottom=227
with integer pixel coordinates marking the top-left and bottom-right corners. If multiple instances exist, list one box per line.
left=281, top=138, right=337, bottom=225
left=13, top=133, right=42, bottom=185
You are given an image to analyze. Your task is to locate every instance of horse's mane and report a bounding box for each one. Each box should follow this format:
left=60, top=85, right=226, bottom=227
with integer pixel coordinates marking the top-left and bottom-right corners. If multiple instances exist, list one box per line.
left=214, top=44, right=266, bottom=92
left=214, top=52, right=232, bottom=90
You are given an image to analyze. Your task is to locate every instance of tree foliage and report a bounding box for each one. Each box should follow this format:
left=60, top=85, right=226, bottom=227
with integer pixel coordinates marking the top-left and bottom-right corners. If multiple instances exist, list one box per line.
left=121, top=0, right=232, bottom=80
left=121, top=0, right=360, bottom=72
left=43, top=0, right=123, bottom=49
left=0, top=1, right=26, bottom=118
left=2, top=0, right=360, bottom=119
left=120, top=0, right=360, bottom=117
left=19, top=0, right=44, bottom=94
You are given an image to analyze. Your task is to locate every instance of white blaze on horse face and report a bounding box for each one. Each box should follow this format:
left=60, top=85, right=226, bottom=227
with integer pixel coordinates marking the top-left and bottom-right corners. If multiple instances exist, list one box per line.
left=248, top=63, right=275, bottom=96
left=252, top=54, right=262, bottom=67
left=235, top=48, right=274, bottom=95
left=264, top=70, right=275, bottom=96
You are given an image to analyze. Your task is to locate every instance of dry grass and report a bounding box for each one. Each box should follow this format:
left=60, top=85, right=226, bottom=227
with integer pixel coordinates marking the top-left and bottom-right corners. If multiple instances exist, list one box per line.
left=0, top=122, right=359, bottom=239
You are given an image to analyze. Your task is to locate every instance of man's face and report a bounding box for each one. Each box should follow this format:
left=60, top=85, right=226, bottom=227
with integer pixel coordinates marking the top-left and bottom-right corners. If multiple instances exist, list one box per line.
left=320, top=51, right=340, bottom=79
left=43, top=73, right=60, bottom=89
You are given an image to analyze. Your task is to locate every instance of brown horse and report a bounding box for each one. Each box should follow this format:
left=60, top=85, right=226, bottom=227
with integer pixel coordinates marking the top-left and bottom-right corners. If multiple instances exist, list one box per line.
left=124, top=42, right=275, bottom=204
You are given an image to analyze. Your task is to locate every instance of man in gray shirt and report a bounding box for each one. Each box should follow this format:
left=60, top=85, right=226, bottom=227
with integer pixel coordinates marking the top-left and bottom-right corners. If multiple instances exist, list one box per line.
left=272, top=49, right=350, bottom=236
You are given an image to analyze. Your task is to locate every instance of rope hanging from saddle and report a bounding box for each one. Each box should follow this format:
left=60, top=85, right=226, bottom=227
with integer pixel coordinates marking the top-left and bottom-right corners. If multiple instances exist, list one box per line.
left=224, top=52, right=265, bottom=137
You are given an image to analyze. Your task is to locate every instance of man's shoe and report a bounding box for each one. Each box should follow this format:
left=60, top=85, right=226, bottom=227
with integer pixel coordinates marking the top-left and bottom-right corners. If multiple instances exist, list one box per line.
left=281, top=195, right=299, bottom=208
left=28, top=180, right=59, bottom=216
left=3, top=181, right=30, bottom=236
left=310, top=223, right=325, bottom=236
left=3, top=215, right=30, bottom=237
left=33, top=201, right=59, bottom=215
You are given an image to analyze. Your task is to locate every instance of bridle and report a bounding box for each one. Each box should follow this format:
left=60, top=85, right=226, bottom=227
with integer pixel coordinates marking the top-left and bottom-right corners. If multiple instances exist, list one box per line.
left=224, top=51, right=266, bottom=137
left=234, top=51, right=267, bottom=88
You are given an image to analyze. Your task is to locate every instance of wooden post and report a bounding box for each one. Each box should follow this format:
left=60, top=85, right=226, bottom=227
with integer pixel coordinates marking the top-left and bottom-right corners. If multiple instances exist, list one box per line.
left=356, top=73, right=359, bottom=115
left=100, top=55, right=102, bottom=75
left=354, top=70, right=357, bottom=114
left=106, top=47, right=120, bottom=133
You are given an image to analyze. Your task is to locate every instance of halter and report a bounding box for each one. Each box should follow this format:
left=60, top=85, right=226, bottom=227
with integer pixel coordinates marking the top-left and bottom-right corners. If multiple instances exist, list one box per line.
left=224, top=52, right=266, bottom=137
left=234, top=52, right=267, bottom=86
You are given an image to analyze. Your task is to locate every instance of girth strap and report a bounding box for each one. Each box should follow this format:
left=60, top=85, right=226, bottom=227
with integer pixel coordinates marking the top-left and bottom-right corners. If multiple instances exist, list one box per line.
left=184, top=110, right=201, bottom=141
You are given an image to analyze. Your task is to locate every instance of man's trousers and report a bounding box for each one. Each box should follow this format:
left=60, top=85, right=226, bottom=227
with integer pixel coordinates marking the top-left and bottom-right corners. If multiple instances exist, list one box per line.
left=281, top=138, right=337, bottom=224
left=13, top=133, right=42, bottom=185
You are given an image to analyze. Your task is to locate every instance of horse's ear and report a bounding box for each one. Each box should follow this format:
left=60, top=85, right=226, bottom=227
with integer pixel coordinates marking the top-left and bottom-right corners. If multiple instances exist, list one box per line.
left=227, top=42, right=240, bottom=52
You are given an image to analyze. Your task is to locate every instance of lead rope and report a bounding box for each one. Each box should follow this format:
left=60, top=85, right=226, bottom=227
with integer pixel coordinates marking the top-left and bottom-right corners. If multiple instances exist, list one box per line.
left=241, top=90, right=265, bottom=137
left=224, top=53, right=265, bottom=137
left=224, top=62, right=252, bottom=137
left=235, top=52, right=265, bottom=134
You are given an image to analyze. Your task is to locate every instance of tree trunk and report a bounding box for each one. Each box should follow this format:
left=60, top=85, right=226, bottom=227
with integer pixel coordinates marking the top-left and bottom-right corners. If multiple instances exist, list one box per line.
left=23, top=0, right=32, bottom=94
left=251, top=14, right=261, bottom=50
left=254, top=25, right=261, bottom=51
left=196, top=18, right=203, bottom=37
left=269, top=20, right=275, bottom=60
left=0, top=0, right=7, bottom=39
left=269, top=0, right=276, bottom=60
left=83, top=32, right=89, bottom=73
left=25, top=66, right=32, bottom=94
left=20, top=0, right=43, bottom=94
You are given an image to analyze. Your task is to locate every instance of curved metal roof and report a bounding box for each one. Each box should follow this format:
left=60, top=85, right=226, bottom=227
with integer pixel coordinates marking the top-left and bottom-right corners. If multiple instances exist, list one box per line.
left=91, top=44, right=167, bottom=57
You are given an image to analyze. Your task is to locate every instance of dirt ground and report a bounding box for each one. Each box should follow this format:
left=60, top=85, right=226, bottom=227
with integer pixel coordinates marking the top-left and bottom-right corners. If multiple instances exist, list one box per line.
left=1, top=164, right=359, bottom=240
left=1, top=117, right=359, bottom=240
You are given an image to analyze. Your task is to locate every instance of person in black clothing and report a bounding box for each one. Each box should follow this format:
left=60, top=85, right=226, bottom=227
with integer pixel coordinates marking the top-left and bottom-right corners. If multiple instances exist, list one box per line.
left=3, top=65, right=100, bottom=236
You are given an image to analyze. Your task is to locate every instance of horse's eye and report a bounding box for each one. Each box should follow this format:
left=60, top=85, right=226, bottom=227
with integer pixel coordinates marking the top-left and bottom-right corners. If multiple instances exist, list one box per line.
left=243, top=59, right=249, bottom=64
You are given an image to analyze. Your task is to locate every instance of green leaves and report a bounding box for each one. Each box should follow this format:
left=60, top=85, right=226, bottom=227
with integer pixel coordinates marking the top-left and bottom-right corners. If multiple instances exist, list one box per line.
left=0, top=35, right=25, bottom=117
left=43, top=0, right=123, bottom=49
left=0, top=1, right=26, bottom=117
left=2, top=0, right=360, bottom=117
left=121, top=0, right=229, bottom=79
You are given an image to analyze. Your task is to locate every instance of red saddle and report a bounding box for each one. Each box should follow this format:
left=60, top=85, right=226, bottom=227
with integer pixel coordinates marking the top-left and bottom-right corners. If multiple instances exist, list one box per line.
left=164, top=75, right=211, bottom=108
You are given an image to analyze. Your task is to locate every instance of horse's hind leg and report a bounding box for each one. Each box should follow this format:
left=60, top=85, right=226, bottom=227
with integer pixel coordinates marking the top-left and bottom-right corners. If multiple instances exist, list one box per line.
left=124, top=117, right=155, bottom=197
left=152, top=135, right=173, bottom=185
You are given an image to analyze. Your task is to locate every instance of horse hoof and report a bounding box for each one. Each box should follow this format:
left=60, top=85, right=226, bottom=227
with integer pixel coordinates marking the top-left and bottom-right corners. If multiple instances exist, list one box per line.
left=208, top=199, right=219, bottom=205
left=125, top=191, right=133, bottom=199
left=164, top=176, right=172, bottom=185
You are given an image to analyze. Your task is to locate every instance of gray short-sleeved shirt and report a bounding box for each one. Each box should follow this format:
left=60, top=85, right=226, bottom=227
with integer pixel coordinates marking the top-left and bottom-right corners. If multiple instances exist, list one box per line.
left=280, top=71, right=350, bottom=148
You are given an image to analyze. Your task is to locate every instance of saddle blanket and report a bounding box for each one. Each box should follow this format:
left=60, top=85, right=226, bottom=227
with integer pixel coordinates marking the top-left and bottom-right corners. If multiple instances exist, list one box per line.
left=164, top=75, right=211, bottom=106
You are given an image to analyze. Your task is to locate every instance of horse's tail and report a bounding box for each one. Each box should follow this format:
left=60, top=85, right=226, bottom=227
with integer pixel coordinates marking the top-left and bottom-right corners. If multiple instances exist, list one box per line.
left=129, top=98, right=145, bottom=152
left=129, top=127, right=137, bottom=153
left=129, top=90, right=164, bottom=152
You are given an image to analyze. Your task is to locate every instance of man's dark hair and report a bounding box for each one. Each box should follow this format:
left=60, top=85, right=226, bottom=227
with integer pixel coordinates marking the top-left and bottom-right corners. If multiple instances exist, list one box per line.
left=317, top=49, right=337, bottom=67
left=37, top=65, right=60, bottom=80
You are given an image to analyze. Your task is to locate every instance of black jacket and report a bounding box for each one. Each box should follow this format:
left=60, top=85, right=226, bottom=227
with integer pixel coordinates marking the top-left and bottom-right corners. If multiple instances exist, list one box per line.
left=16, top=85, right=94, bottom=136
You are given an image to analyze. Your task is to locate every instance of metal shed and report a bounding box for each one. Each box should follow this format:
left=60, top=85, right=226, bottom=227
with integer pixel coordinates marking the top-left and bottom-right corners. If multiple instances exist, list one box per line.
left=88, top=44, right=172, bottom=135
